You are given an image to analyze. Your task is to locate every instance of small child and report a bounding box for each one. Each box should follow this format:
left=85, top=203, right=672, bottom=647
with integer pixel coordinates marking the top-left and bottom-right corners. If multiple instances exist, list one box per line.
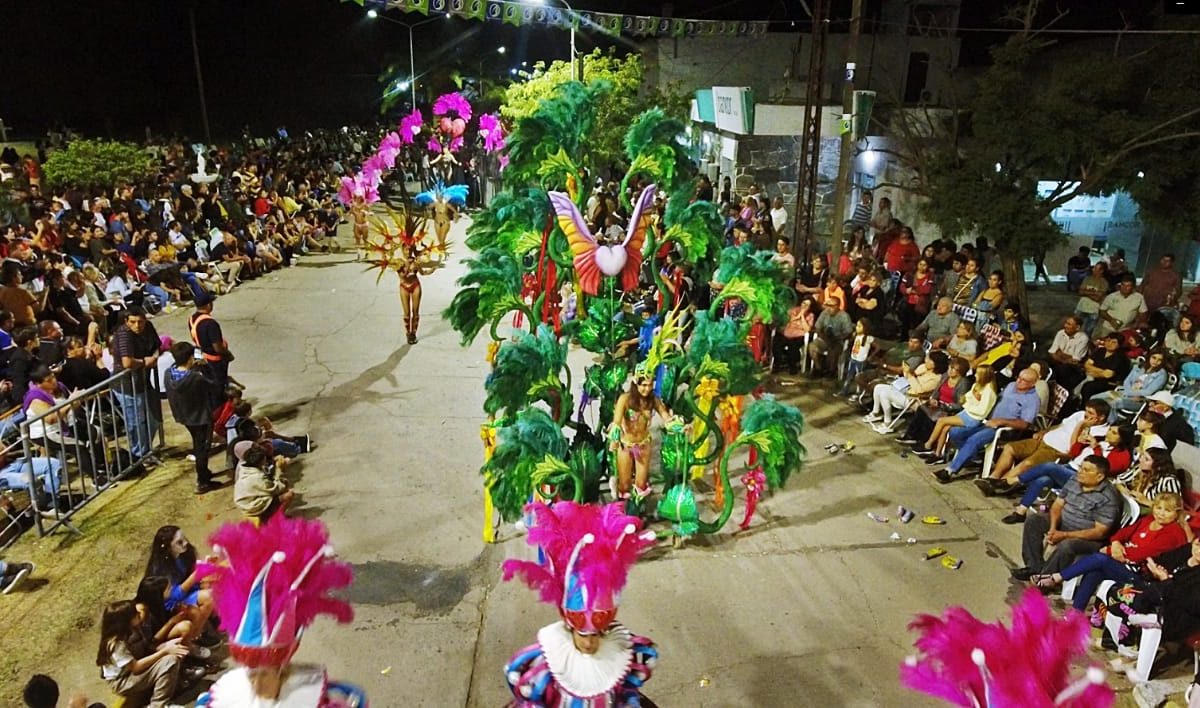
left=839, top=320, right=874, bottom=396
left=232, top=443, right=293, bottom=524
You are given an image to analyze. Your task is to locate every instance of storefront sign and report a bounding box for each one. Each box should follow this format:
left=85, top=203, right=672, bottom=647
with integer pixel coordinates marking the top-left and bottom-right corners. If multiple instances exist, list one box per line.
left=712, top=86, right=753, bottom=135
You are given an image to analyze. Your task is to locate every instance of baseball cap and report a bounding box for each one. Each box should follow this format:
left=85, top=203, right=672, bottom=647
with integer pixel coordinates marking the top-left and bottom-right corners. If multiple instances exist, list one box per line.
left=1148, top=391, right=1175, bottom=408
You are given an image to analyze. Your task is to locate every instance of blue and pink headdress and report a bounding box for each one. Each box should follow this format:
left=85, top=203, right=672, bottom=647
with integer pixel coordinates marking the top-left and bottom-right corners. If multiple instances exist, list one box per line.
left=502, top=501, right=655, bottom=635
left=207, top=516, right=354, bottom=669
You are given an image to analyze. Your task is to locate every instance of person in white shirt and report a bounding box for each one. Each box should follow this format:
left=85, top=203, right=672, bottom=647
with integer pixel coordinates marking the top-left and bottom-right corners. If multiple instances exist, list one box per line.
left=975, top=400, right=1111, bottom=489
left=1094, top=275, right=1147, bottom=337
left=769, top=197, right=789, bottom=237
left=1047, top=314, right=1091, bottom=391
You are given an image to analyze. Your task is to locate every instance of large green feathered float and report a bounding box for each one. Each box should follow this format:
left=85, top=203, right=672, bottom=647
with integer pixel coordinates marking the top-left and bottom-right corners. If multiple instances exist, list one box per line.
left=446, top=80, right=807, bottom=545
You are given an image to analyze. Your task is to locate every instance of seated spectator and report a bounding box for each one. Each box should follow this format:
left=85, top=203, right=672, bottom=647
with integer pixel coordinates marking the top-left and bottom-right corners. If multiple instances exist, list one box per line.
left=937, top=254, right=966, bottom=300
left=806, top=297, right=852, bottom=378
left=944, top=321, right=978, bottom=360
left=934, top=368, right=1041, bottom=483
left=971, top=270, right=1006, bottom=326
left=991, top=424, right=1135, bottom=517
left=1095, top=275, right=1147, bottom=338
left=66, top=269, right=107, bottom=339
left=45, top=269, right=98, bottom=343
left=1010, top=455, right=1122, bottom=582
left=851, top=335, right=926, bottom=400
left=1, top=557, right=35, bottom=595
left=96, top=600, right=190, bottom=707
left=1117, top=447, right=1183, bottom=508
left=1103, top=536, right=1200, bottom=663
left=896, top=356, right=972, bottom=444
left=863, top=350, right=949, bottom=432
left=1078, top=334, right=1131, bottom=401
left=1164, top=314, right=1199, bottom=360
left=1133, top=410, right=1168, bottom=463
left=980, top=328, right=1036, bottom=390
left=883, top=226, right=919, bottom=274
left=911, top=363, right=995, bottom=463
left=1143, top=391, right=1196, bottom=451
left=975, top=400, right=1110, bottom=491
left=233, top=442, right=293, bottom=523
left=134, top=575, right=214, bottom=664
left=0, top=261, right=46, bottom=327
left=143, top=526, right=215, bottom=634
left=1047, top=315, right=1090, bottom=393
left=1092, top=348, right=1168, bottom=422
left=771, top=298, right=815, bottom=375
left=1075, top=262, right=1109, bottom=334
left=230, top=410, right=311, bottom=459
left=912, top=297, right=959, bottom=349
left=1032, top=492, right=1188, bottom=611
left=23, top=672, right=104, bottom=708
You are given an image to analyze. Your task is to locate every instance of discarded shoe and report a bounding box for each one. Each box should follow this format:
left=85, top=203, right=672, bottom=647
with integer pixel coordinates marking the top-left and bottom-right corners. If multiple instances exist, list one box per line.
left=866, top=512, right=889, bottom=523
left=923, top=547, right=947, bottom=561
left=921, top=515, right=946, bottom=525
left=941, top=555, right=963, bottom=570
left=897, top=506, right=915, bottom=524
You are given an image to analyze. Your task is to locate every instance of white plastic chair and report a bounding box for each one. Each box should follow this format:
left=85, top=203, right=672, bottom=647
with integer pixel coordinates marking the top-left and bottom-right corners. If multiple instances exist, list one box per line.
left=1062, top=495, right=1140, bottom=603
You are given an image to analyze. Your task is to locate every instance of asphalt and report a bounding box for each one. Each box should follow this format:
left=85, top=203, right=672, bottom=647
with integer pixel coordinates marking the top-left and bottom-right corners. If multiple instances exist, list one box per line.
left=40, top=217, right=1189, bottom=706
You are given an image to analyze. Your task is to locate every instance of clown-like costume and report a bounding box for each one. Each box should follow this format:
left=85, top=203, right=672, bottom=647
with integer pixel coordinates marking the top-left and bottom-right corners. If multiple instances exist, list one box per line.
left=196, top=516, right=368, bottom=708
left=502, top=501, right=659, bottom=707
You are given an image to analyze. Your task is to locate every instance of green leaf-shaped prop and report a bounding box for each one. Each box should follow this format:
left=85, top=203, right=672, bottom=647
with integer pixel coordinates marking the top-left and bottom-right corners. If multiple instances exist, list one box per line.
left=483, top=408, right=569, bottom=522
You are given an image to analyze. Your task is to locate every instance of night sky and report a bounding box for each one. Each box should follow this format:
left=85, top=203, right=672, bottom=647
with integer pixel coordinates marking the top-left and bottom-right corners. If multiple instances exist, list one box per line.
left=0, top=0, right=1171, bottom=142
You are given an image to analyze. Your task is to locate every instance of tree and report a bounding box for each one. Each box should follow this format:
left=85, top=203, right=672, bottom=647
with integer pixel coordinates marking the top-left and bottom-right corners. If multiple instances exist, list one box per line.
left=896, top=2, right=1200, bottom=315
left=42, top=139, right=157, bottom=190
left=502, top=49, right=689, bottom=172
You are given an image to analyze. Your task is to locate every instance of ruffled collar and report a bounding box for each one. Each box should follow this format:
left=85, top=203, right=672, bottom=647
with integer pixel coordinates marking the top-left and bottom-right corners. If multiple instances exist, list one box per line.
left=538, top=621, right=633, bottom=698
left=206, top=664, right=327, bottom=707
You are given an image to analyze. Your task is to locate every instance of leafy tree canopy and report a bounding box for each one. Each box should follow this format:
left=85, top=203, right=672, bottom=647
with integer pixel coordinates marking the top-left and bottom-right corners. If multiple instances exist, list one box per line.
left=42, top=140, right=157, bottom=190
left=502, top=49, right=689, bottom=171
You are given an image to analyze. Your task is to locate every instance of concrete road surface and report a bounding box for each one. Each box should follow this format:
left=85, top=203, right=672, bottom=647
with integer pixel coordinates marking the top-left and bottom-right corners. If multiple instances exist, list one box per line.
left=136, top=217, right=1137, bottom=706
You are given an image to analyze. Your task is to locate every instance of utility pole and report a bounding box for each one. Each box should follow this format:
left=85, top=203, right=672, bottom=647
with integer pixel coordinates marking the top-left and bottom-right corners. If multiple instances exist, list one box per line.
left=189, top=4, right=212, bottom=144
left=794, top=0, right=830, bottom=263
left=829, top=0, right=863, bottom=265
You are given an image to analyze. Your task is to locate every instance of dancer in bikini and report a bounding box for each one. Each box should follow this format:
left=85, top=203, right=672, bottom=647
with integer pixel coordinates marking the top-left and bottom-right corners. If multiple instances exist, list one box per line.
left=397, top=237, right=438, bottom=344
left=350, top=195, right=369, bottom=260
left=431, top=193, right=458, bottom=250
left=609, top=372, right=674, bottom=504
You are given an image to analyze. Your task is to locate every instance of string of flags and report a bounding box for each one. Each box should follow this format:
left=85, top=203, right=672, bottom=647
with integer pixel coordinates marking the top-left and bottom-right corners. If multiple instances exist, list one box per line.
left=342, top=0, right=772, bottom=37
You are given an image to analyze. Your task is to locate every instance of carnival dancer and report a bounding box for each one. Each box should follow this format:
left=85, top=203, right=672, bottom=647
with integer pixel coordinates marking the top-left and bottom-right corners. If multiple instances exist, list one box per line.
left=502, top=501, right=658, bottom=707
left=415, top=181, right=466, bottom=251
left=196, top=515, right=367, bottom=708
left=609, top=368, right=675, bottom=505
left=363, top=207, right=444, bottom=345
left=350, top=195, right=369, bottom=261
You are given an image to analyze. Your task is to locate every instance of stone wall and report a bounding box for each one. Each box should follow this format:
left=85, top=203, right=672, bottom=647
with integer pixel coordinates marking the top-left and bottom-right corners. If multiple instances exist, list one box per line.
left=728, top=134, right=840, bottom=251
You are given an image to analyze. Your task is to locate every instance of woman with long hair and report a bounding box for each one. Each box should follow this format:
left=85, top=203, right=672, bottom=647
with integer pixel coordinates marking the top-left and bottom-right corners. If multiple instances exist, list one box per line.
left=1119, top=446, right=1184, bottom=507
left=609, top=373, right=673, bottom=503
left=144, top=526, right=215, bottom=634
left=135, top=575, right=210, bottom=658
left=913, top=364, right=997, bottom=463
left=1093, top=348, right=1169, bottom=422
left=97, top=600, right=189, bottom=707
left=1165, top=314, right=1199, bottom=359
left=895, top=356, right=972, bottom=448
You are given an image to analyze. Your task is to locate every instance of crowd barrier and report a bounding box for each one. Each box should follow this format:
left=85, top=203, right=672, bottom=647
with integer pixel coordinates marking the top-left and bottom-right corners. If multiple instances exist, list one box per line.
left=0, top=367, right=165, bottom=546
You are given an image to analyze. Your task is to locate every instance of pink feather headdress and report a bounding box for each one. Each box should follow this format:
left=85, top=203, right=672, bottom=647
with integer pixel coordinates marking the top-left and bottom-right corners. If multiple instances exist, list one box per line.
left=399, top=110, right=423, bottom=144
left=502, top=502, right=655, bottom=634
left=478, top=113, right=505, bottom=153
left=432, top=91, right=472, bottom=123
left=207, top=516, right=354, bottom=669
left=900, top=588, right=1113, bottom=708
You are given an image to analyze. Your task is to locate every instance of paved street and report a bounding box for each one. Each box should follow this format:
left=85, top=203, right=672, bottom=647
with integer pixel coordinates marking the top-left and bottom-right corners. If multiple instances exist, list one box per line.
left=45, top=217, right=1154, bottom=706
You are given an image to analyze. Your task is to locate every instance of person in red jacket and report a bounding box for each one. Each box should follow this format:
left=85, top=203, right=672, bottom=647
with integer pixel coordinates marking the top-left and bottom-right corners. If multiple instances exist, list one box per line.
left=1031, top=492, right=1190, bottom=610
left=884, top=226, right=920, bottom=274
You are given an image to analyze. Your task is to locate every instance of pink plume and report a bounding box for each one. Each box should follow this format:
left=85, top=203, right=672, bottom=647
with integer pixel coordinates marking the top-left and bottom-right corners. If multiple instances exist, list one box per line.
left=498, top=154, right=510, bottom=171
left=337, top=176, right=356, bottom=206
left=399, top=110, right=423, bottom=143
left=432, top=91, right=472, bottom=123
left=207, top=516, right=354, bottom=641
left=378, top=131, right=402, bottom=154
left=362, top=154, right=388, bottom=178
left=449, top=136, right=464, bottom=152
left=478, top=113, right=505, bottom=153
left=502, top=502, right=654, bottom=609
left=899, top=589, right=1113, bottom=708
left=426, top=136, right=444, bottom=154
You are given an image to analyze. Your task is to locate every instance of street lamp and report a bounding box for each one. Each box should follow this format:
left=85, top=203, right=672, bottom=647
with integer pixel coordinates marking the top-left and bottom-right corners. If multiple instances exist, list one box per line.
left=530, top=0, right=578, bottom=82
left=373, top=11, right=444, bottom=109
left=497, top=45, right=506, bottom=54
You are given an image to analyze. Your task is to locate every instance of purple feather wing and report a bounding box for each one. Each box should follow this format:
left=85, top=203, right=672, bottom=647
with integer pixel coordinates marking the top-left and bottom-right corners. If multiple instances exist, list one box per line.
left=548, top=191, right=602, bottom=296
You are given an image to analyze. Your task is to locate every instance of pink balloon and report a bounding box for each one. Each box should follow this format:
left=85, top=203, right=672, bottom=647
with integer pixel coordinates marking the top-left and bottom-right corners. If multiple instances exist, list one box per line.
left=450, top=118, right=466, bottom=138
left=438, top=117, right=453, bottom=134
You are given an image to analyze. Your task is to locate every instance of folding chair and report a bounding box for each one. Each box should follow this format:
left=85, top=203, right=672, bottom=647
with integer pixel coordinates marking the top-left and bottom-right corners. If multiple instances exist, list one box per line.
left=977, top=383, right=1070, bottom=480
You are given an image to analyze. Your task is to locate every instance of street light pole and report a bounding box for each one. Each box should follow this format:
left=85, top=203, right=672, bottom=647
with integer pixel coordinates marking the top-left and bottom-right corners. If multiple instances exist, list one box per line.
left=532, top=0, right=578, bottom=81
left=408, top=25, right=416, bottom=108
left=189, top=3, right=212, bottom=144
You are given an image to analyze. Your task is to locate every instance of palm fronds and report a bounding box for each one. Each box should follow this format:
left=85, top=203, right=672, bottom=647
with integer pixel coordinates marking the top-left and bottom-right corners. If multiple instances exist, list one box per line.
left=483, top=408, right=569, bottom=522
left=443, top=245, right=527, bottom=345
left=484, top=325, right=568, bottom=418
left=737, top=396, right=806, bottom=489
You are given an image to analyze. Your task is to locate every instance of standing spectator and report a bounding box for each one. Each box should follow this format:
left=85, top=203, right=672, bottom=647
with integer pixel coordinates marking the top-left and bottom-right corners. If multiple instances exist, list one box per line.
left=1066, top=246, right=1092, bottom=292
left=1009, top=456, right=1122, bottom=582
left=769, top=197, right=789, bottom=238
left=1074, top=262, right=1109, bottom=334
left=869, top=195, right=892, bottom=240
left=850, top=191, right=873, bottom=232
left=937, top=254, right=966, bottom=301
left=806, top=297, right=853, bottom=378
left=949, top=257, right=984, bottom=307
left=164, top=341, right=223, bottom=494
left=110, top=307, right=162, bottom=465
left=1141, top=253, right=1183, bottom=332
left=187, top=293, right=232, bottom=403
left=8, top=326, right=41, bottom=403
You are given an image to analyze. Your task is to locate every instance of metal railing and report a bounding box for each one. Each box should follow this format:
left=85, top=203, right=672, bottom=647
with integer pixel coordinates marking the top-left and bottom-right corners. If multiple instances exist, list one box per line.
left=0, top=366, right=165, bottom=544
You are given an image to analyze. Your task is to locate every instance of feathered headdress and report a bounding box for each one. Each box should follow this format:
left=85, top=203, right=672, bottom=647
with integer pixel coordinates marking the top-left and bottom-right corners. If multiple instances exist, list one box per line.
left=502, top=501, right=655, bottom=635
left=900, top=588, right=1112, bottom=708
left=415, top=180, right=469, bottom=209
left=207, top=516, right=353, bottom=669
